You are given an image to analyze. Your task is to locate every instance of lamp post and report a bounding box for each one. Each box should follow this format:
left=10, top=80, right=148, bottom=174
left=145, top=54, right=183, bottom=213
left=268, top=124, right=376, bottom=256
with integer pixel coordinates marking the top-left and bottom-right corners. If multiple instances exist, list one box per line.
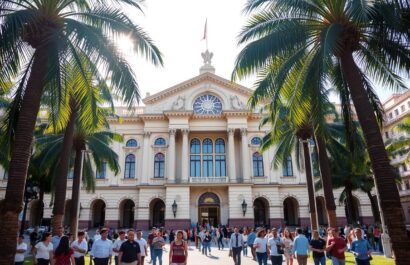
left=172, top=200, right=178, bottom=218
left=20, top=180, right=39, bottom=236
left=241, top=200, right=247, bottom=217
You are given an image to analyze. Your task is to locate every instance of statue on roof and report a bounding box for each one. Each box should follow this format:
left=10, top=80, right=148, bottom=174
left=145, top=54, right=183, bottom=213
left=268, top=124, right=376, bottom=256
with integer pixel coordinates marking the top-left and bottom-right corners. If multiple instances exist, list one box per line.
left=201, top=50, right=213, bottom=65
left=172, top=95, right=185, bottom=110
left=230, top=95, right=246, bottom=110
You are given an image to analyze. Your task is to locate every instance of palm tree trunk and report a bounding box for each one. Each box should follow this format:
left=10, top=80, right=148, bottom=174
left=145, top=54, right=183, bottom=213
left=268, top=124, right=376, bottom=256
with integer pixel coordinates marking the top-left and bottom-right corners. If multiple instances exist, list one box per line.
left=0, top=47, right=49, bottom=264
left=52, top=99, right=77, bottom=234
left=315, top=136, right=337, bottom=228
left=341, top=52, right=410, bottom=264
left=36, top=188, right=44, bottom=227
left=302, top=141, right=318, bottom=230
left=366, top=191, right=381, bottom=223
left=70, top=146, right=82, bottom=237
left=345, top=187, right=355, bottom=224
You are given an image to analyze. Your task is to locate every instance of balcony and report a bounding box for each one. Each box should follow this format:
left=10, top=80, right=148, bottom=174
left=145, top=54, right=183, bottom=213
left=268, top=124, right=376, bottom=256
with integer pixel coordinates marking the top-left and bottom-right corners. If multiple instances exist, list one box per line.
left=189, top=176, right=228, bottom=184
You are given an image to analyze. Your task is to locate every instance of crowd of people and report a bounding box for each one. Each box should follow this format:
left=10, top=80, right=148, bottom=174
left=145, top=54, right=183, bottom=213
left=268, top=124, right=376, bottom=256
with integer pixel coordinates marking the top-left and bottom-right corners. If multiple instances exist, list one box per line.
left=16, top=223, right=379, bottom=265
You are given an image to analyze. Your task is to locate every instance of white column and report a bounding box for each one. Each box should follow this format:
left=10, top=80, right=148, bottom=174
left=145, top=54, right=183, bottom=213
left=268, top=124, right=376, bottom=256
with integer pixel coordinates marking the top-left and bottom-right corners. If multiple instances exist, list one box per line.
left=181, top=129, right=189, bottom=183
left=168, top=129, right=176, bottom=183
left=141, top=131, right=151, bottom=184
left=228, top=128, right=236, bottom=182
left=241, top=128, right=251, bottom=182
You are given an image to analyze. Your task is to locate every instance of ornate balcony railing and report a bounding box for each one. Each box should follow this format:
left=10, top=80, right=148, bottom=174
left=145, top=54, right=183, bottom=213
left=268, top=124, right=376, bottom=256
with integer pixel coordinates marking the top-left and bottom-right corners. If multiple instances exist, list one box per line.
left=189, top=176, right=228, bottom=183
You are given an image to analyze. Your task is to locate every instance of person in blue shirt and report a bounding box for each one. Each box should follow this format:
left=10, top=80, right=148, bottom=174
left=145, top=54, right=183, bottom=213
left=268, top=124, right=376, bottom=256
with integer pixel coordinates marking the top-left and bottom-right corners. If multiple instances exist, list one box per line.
left=351, top=228, right=372, bottom=265
left=247, top=228, right=257, bottom=261
left=292, top=228, right=309, bottom=265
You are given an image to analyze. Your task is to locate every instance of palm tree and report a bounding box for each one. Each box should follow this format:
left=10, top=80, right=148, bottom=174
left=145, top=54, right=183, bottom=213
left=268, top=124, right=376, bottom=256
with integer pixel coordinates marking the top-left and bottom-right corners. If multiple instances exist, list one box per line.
left=233, top=1, right=410, bottom=261
left=386, top=116, right=410, bottom=163
left=0, top=0, right=162, bottom=261
left=261, top=106, right=318, bottom=230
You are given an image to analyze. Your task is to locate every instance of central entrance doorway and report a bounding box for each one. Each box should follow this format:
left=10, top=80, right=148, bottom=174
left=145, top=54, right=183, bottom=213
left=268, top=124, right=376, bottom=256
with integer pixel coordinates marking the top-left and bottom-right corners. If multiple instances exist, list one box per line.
left=198, top=192, right=220, bottom=227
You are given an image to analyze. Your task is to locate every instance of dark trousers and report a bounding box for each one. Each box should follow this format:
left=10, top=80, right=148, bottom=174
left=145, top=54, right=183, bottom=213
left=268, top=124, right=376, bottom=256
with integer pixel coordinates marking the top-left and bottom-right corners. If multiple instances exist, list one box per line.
left=75, top=256, right=85, bottom=265
left=218, top=237, right=224, bottom=249
left=37, top=259, right=50, bottom=265
left=256, top=252, right=267, bottom=265
left=93, top=257, right=109, bottom=265
left=114, top=256, right=119, bottom=265
left=232, top=247, right=242, bottom=265
left=14, top=262, right=24, bottom=265
left=270, top=255, right=283, bottom=265
left=355, top=258, right=371, bottom=265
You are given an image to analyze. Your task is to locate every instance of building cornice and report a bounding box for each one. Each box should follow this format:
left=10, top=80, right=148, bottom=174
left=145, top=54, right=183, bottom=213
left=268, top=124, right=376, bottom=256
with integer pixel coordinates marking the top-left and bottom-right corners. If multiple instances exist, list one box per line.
left=164, top=111, right=193, bottom=118
left=139, top=114, right=167, bottom=121
left=142, top=72, right=254, bottom=104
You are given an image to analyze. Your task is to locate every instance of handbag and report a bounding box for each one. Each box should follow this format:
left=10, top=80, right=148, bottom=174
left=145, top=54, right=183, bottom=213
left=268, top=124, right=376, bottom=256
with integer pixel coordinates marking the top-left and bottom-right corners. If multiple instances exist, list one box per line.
left=276, top=243, right=284, bottom=255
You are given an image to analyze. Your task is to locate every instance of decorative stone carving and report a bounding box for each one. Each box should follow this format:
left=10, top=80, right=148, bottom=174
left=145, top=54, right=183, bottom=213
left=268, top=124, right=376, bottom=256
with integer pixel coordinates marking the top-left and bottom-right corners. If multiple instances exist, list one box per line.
left=230, top=95, right=246, bottom=110
left=169, top=129, right=177, bottom=135
left=172, top=95, right=185, bottom=110
left=240, top=128, right=247, bottom=136
left=227, top=128, right=235, bottom=136
left=201, top=50, right=213, bottom=65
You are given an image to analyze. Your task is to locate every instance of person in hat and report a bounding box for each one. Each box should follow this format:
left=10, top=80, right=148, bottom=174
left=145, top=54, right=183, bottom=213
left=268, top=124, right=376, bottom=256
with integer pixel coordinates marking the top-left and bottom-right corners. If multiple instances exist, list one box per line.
left=253, top=228, right=268, bottom=265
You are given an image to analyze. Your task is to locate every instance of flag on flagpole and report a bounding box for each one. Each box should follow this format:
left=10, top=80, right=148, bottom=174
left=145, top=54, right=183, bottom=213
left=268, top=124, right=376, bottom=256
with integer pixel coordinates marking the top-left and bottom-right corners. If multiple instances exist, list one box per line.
left=201, top=19, right=207, bottom=41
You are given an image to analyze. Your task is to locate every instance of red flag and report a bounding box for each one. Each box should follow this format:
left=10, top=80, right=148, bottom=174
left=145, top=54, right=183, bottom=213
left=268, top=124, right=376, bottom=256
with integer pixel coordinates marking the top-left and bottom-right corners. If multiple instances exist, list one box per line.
left=201, top=19, right=207, bottom=41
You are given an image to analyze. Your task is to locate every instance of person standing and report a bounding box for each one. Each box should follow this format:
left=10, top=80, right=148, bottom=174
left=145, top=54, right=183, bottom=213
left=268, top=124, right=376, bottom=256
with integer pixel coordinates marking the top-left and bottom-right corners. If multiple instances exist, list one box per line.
left=229, top=227, right=244, bottom=265
left=217, top=227, right=224, bottom=250
left=118, top=229, right=141, bottom=265
left=309, top=230, right=326, bottom=265
left=247, top=228, right=257, bottom=261
left=268, top=228, right=284, bottom=265
left=113, top=231, right=126, bottom=265
left=253, top=229, right=268, bottom=265
left=151, top=230, right=165, bottom=265
left=135, top=230, right=148, bottom=265
left=292, top=228, right=309, bottom=265
left=242, top=229, right=248, bottom=257
left=169, top=231, right=188, bottom=265
left=15, top=235, right=27, bottom=265
left=90, top=228, right=113, bottom=265
left=71, top=231, right=88, bottom=265
left=326, top=228, right=347, bottom=265
left=282, top=229, right=294, bottom=265
left=54, top=235, right=75, bottom=265
left=147, top=228, right=156, bottom=264
left=52, top=226, right=64, bottom=251
left=351, top=228, right=372, bottom=265
left=198, top=228, right=206, bottom=254
left=32, top=232, right=53, bottom=265
left=203, top=230, right=212, bottom=256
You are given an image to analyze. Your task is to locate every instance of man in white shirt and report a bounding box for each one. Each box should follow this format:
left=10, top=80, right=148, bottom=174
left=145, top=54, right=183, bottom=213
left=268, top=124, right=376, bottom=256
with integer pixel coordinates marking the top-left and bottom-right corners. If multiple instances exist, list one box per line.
left=71, top=231, right=88, bottom=265
left=15, top=235, right=27, bottom=265
left=136, top=230, right=148, bottom=265
left=112, top=230, right=126, bottom=265
left=267, top=228, right=284, bottom=265
left=90, top=228, right=113, bottom=265
left=229, top=227, right=244, bottom=265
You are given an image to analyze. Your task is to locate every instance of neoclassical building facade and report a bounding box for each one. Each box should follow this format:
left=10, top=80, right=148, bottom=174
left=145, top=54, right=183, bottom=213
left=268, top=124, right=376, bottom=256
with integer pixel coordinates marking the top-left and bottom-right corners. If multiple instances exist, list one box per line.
left=0, top=53, right=376, bottom=230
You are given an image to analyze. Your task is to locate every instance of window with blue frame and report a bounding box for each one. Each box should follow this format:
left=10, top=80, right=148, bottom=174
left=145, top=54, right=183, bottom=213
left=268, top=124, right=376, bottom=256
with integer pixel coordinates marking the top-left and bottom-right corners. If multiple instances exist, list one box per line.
left=283, top=156, right=293, bottom=176
left=202, top=139, right=213, bottom=177
left=215, top=139, right=226, bottom=176
left=251, top=137, right=262, bottom=146
left=252, top=152, right=264, bottom=177
left=154, top=153, right=165, bottom=178
left=126, top=139, right=138, bottom=147
left=154, top=137, right=166, bottom=146
left=124, top=154, right=136, bottom=178
left=96, top=161, right=107, bottom=179
left=190, top=139, right=201, bottom=177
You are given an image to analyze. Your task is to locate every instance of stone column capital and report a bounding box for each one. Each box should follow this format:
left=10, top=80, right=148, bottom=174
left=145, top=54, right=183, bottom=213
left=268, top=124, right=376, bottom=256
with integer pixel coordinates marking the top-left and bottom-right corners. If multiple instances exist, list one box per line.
left=143, top=131, right=151, bottom=137
left=181, top=128, right=189, bottom=135
left=240, top=128, right=248, bottom=136
left=227, top=128, right=235, bottom=136
left=169, top=129, right=177, bottom=136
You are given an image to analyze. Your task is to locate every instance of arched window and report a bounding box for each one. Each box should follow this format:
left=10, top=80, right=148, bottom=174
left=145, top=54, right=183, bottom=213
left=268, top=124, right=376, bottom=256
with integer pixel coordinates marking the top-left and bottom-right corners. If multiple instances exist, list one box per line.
left=215, top=139, right=226, bottom=176
left=154, top=138, right=166, bottom=146
left=253, top=152, right=264, bottom=177
left=190, top=139, right=201, bottom=177
left=283, top=156, right=293, bottom=176
left=154, top=153, right=165, bottom=178
left=124, top=154, right=136, bottom=178
left=203, top=139, right=213, bottom=177
left=126, top=139, right=138, bottom=147
left=251, top=137, right=262, bottom=146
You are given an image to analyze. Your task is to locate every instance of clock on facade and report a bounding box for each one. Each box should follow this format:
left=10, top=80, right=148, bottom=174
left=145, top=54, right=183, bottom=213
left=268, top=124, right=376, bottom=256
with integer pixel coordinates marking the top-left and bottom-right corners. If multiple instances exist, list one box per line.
left=193, top=94, right=223, bottom=115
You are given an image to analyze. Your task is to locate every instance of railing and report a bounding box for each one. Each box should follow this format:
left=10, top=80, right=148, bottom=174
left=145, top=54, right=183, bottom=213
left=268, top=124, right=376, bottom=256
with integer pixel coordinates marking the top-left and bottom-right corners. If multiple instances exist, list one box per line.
left=189, top=177, right=228, bottom=183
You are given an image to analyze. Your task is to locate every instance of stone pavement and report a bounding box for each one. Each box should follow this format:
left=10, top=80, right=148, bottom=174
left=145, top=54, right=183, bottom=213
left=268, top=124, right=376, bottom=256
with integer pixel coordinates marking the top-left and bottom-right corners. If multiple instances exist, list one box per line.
left=152, top=242, right=314, bottom=265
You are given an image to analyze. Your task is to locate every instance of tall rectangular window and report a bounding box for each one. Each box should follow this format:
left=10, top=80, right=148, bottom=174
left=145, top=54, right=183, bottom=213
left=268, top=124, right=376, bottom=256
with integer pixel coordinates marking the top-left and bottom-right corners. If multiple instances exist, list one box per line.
left=190, top=155, right=201, bottom=177
left=96, top=161, right=107, bottom=179
left=215, top=155, right=226, bottom=176
left=283, top=156, right=294, bottom=176
left=395, top=109, right=399, bottom=116
left=203, top=155, right=213, bottom=177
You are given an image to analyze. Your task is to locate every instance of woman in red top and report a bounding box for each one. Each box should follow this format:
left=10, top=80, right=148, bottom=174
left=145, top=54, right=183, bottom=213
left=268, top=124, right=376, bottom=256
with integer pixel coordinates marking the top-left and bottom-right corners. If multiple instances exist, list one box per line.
left=169, top=230, right=188, bottom=265
left=53, top=236, right=75, bottom=265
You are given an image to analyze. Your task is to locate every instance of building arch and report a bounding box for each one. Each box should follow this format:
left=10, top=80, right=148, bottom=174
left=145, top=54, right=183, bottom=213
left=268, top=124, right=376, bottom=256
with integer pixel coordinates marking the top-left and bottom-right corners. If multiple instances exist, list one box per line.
left=119, top=199, right=135, bottom=228
left=63, top=200, right=72, bottom=227
left=283, top=197, right=300, bottom=226
left=188, top=89, right=228, bottom=112
left=149, top=198, right=165, bottom=228
left=253, top=197, right=269, bottom=228
left=198, top=192, right=221, bottom=227
left=316, top=196, right=328, bottom=225
left=344, top=195, right=362, bottom=224
left=90, top=199, right=106, bottom=228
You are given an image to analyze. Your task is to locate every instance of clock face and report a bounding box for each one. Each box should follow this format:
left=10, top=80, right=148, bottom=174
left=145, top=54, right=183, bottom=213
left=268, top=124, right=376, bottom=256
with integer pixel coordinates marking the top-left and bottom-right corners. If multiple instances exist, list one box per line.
left=193, top=94, right=223, bottom=115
